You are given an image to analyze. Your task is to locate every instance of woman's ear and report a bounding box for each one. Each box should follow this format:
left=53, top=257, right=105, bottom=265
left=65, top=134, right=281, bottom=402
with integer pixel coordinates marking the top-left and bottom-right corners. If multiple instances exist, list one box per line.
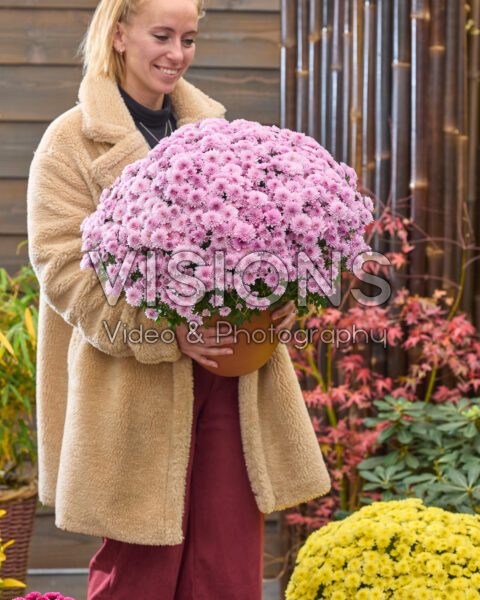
left=112, top=21, right=126, bottom=54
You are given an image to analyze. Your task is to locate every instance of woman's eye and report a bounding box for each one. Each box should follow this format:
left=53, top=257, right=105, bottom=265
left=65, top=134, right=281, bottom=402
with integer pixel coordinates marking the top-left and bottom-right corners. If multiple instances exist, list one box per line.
left=153, top=35, right=168, bottom=41
left=183, top=39, right=196, bottom=47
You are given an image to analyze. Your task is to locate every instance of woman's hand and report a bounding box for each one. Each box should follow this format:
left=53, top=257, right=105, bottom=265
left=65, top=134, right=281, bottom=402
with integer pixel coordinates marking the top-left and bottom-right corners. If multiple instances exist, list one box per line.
left=271, top=300, right=298, bottom=334
left=175, top=322, right=235, bottom=369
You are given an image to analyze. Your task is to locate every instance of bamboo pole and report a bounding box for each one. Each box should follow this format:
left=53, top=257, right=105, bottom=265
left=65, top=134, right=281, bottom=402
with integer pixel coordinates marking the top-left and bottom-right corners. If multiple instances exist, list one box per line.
left=319, top=0, right=332, bottom=148
left=308, top=0, right=322, bottom=139
left=349, top=0, right=364, bottom=173
left=296, top=0, right=309, bottom=133
left=442, top=0, right=460, bottom=297
left=468, top=0, right=480, bottom=326
left=341, top=0, right=352, bottom=163
left=280, top=0, right=297, bottom=130
left=361, top=0, right=376, bottom=192
left=426, top=0, right=446, bottom=297
left=409, top=0, right=429, bottom=296
left=371, top=0, right=392, bottom=381
left=391, top=0, right=411, bottom=219
left=329, top=0, right=344, bottom=158
left=389, top=0, right=411, bottom=380
left=374, top=0, right=393, bottom=208
left=457, top=3, right=470, bottom=313
left=460, top=1, right=476, bottom=317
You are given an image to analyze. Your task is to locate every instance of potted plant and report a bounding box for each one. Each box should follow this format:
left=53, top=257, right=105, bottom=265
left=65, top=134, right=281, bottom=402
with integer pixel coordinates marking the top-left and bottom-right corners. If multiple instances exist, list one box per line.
left=0, top=509, right=26, bottom=592
left=0, top=260, right=39, bottom=600
left=286, top=498, right=480, bottom=599
left=80, top=118, right=374, bottom=376
left=12, top=593, right=75, bottom=600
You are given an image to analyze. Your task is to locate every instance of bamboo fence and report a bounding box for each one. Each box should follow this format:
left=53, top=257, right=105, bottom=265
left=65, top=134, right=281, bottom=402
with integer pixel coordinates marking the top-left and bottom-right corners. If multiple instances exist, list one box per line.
left=279, top=0, right=480, bottom=593
left=281, top=0, right=479, bottom=322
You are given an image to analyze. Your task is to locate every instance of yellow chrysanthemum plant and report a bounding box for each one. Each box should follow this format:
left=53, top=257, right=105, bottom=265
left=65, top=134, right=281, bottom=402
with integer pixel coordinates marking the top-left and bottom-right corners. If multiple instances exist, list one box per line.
left=0, top=509, right=26, bottom=590
left=286, top=498, right=480, bottom=600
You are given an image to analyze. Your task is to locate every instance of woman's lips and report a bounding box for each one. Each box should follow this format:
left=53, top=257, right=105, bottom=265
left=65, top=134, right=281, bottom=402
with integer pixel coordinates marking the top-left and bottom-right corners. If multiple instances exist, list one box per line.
left=154, top=65, right=181, bottom=78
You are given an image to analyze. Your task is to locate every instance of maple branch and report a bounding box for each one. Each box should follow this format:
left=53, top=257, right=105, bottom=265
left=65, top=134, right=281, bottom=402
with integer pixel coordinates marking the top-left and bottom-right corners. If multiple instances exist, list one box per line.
left=347, top=474, right=358, bottom=511
left=326, top=343, right=333, bottom=389
left=463, top=254, right=480, bottom=270
left=393, top=272, right=460, bottom=290
left=424, top=247, right=467, bottom=403
left=305, top=346, right=327, bottom=393
left=403, top=235, right=480, bottom=250
left=447, top=247, right=467, bottom=320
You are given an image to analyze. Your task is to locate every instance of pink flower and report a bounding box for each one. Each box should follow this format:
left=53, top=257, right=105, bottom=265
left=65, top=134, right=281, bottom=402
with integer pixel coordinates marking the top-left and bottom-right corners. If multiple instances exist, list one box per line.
left=126, top=287, right=143, bottom=306
left=233, top=222, right=255, bottom=242
left=291, top=214, right=311, bottom=233
left=81, top=117, right=373, bottom=326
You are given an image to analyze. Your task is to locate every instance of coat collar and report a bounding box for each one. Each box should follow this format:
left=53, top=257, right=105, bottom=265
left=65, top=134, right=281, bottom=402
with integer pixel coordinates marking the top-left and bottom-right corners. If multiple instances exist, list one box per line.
left=78, top=72, right=226, bottom=189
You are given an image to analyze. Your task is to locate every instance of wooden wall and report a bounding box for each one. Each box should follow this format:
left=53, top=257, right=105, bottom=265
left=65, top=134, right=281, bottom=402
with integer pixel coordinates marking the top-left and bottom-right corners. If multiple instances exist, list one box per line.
left=0, top=0, right=280, bottom=274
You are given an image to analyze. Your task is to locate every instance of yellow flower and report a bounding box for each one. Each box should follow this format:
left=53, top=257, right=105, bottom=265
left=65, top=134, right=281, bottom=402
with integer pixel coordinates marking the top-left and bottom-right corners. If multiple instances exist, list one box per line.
left=471, top=572, right=480, bottom=586
left=286, top=499, right=480, bottom=600
left=349, top=558, right=362, bottom=571
left=425, top=558, right=443, bottom=575
left=448, top=564, right=463, bottom=577
left=344, top=572, right=361, bottom=589
left=362, top=560, right=378, bottom=576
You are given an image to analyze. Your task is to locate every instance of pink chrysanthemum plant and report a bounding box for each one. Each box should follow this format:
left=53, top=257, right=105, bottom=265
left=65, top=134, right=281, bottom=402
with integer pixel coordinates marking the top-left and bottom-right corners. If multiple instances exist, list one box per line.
left=12, top=593, right=75, bottom=600
left=80, top=118, right=374, bottom=328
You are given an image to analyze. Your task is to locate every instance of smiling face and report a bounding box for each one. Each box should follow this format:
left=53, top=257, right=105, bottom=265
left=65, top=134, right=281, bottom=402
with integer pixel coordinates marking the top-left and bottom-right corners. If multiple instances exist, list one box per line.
left=113, top=0, right=198, bottom=110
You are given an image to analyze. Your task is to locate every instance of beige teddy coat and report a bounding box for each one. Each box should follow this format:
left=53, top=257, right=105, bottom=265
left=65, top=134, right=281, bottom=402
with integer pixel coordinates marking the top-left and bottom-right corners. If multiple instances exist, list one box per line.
left=26, top=71, right=331, bottom=546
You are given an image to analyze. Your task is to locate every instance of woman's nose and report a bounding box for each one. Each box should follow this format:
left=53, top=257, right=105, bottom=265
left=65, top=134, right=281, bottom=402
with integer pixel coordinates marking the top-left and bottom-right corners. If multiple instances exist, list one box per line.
left=165, top=39, right=184, bottom=63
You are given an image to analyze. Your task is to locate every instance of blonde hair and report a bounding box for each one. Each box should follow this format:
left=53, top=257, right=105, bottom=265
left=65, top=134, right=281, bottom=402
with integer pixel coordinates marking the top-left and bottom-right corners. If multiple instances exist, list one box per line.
left=79, top=0, right=204, bottom=81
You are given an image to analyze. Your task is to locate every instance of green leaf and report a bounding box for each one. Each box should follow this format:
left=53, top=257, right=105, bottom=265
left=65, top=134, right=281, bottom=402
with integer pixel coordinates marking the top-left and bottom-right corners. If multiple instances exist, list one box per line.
left=436, top=422, right=467, bottom=432
left=403, top=473, right=434, bottom=485
left=363, top=417, right=383, bottom=427
left=397, top=429, right=413, bottom=444
left=384, top=451, right=401, bottom=466
left=405, top=453, right=420, bottom=469
left=377, top=425, right=398, bottom=444
left=360, top=471, right=382, bottom=483
left=464, top=422, right=478, bottom=439
left=357, top=456, right=386, bottom=469
left=467, top=464, right=480, bottom=487
left=363, top=482, right=385, bottom=491
left=447, top=469, right=468, bottom=488
left=334, top=510, right=353, bottom=521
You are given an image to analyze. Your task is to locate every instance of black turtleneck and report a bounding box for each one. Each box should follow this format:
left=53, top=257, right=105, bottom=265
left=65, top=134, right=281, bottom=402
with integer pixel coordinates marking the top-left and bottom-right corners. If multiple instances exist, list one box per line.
left=118, top=85, right=177, bottom=149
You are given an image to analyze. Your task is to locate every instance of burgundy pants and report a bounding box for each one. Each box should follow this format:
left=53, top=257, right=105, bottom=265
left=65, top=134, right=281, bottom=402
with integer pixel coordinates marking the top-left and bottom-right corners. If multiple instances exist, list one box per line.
left=87, top=360, right=264, bottom=600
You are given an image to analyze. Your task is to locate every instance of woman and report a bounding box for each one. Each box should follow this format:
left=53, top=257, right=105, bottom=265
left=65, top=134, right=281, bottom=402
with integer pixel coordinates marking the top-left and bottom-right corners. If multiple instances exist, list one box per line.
left=26, top=0, right=331, bottom=598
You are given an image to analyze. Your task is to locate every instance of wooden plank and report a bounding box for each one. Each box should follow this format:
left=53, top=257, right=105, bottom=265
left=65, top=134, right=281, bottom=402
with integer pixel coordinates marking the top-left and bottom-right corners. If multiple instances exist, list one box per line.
left=0, top=122, right=47, bottom=179
left=0, top=235, right=29, bottom=276
left=0, top=64, right=279, bottom=127
left=0, top=66, right=82, bottom=121
left=0, top=9, right=280, bottom=68
left=0, top=9, right=92, bottom=64
left=0, top=180, right=28, bottom=235
left=187, top=68, right=280, bottom=124
left=0, top=0, right=279, bottom=10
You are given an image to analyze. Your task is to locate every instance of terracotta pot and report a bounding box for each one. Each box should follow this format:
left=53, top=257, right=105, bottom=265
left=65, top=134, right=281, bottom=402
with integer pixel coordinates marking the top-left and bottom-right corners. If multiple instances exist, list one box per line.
left=202, top=308, right=279, bottom=377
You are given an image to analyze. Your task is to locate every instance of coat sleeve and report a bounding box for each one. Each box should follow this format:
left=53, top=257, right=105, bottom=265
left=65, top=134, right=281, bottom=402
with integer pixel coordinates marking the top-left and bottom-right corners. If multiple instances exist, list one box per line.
left=26, top=130, right=182, bottom=365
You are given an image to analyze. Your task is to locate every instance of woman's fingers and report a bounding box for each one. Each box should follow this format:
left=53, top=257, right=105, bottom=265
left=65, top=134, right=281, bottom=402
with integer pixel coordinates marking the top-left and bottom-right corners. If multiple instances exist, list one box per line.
left=275, top=310, right=297, bottom=333
left=271, top=300, right=296, bottom=321
left=196, top=346, right=234, bottom=356
left=191, top=353, right=219, bottom=369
